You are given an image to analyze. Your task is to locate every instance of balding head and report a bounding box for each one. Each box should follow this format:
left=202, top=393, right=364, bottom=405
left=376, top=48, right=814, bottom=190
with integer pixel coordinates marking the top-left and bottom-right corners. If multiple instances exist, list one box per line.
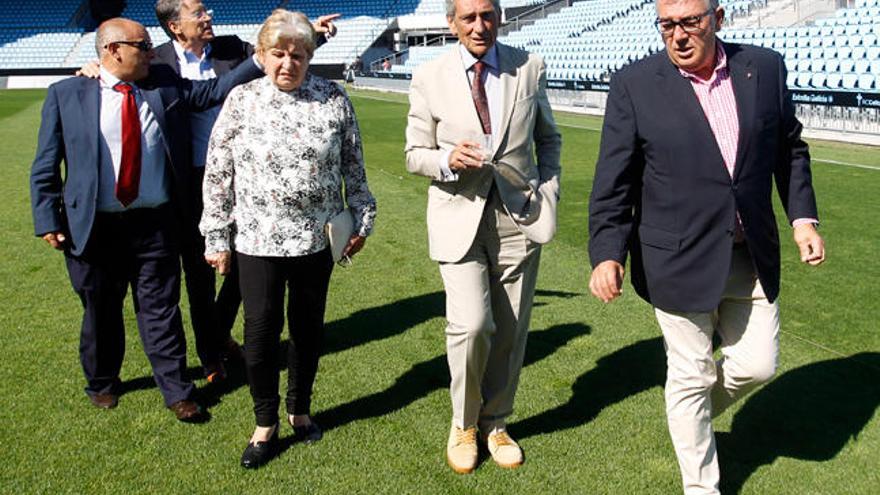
left=96, top=18, right=154, bottom=81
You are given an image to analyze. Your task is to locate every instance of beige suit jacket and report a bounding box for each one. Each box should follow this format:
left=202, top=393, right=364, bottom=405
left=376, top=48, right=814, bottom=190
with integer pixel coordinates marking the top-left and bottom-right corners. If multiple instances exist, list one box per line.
left=405, top=43, right=562, bottom=263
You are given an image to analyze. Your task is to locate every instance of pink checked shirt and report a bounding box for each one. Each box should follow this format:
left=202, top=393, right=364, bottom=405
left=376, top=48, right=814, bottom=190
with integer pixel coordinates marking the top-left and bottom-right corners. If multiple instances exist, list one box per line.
left=679, top=43, right=815, bottom=232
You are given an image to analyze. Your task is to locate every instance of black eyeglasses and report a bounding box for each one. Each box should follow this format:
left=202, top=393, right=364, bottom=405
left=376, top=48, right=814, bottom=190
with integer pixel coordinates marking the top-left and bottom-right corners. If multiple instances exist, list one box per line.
left=105, top=40, right=153, bottom=52
left=655, top=8, right=714, bottom=36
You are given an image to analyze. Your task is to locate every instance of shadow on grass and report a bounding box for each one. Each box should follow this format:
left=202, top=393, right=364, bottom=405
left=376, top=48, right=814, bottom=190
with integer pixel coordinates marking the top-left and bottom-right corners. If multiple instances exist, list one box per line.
left=118, top=361, right=249, bottom=411
left=320, top=289, right=581, bottom=357
left=309, top=322, right=591, bottom=435
left=119, top=289, right=580, bottom=416
left=509, top=337, right=666, bottom=440
left=717, top=352, right=880, bottom=494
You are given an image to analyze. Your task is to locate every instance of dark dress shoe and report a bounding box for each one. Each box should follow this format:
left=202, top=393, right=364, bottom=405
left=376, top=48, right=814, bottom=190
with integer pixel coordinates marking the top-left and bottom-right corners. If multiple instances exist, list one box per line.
left=169, top=400, right=207, bottom=423
left=88, top=393, right=118, bottom=409
left=291, top=419, right=323, bottom=444
left=240, top=426, right=279, bottom=469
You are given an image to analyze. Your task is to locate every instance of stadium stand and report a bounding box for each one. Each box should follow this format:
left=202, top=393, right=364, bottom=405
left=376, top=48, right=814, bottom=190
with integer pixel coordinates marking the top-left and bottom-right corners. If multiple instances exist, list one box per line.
left=0, top=0, right=878, bottom=139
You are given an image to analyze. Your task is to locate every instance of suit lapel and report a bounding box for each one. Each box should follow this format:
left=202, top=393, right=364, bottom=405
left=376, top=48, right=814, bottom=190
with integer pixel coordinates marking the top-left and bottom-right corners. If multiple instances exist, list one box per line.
left=495, top=43, right=520, bottom=155
left=78, top=80, right=101, bottom=162
left=726, top=44, right=756, bottom=182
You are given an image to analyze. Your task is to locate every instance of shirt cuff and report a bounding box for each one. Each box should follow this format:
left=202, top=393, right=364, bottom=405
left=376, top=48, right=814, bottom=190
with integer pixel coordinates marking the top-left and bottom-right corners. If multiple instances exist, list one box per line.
left=204, top=230, right=231, bottom=255
left=438, top=150, right=458, bottom=182
left=792, top=218, right=818, bottom=227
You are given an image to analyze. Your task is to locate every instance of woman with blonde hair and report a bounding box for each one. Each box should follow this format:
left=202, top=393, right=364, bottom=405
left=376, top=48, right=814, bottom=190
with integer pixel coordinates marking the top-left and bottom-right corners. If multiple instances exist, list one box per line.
left=200, top=9, right=377, bottom=468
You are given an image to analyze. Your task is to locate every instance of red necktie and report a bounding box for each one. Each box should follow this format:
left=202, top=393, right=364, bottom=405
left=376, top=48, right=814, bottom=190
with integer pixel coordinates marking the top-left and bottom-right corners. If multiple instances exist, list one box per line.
left=471, top=61, right=491, bottom=135
left=113, top=82, right=141, bottom=207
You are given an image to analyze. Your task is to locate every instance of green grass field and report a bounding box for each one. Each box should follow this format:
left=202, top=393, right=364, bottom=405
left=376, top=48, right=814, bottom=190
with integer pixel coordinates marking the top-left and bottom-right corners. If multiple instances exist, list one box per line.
left=0, top=86, right=878, bottom=494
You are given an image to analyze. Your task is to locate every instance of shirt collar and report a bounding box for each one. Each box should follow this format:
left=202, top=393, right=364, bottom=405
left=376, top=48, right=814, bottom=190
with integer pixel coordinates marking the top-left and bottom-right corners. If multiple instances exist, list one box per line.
left=99, top=67, right=123, bottom=89
left=678, top=40, right=727, bottom=84
left=459, top=43, right=499, bottom=72
left=172, top=39, right=211, bottom=64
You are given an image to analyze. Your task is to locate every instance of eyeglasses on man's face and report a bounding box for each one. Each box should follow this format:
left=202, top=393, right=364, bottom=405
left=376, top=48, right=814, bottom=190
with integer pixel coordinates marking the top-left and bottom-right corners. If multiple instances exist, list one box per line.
left=181, top=8, right=213, bottom=21
left=106, top=40, right=154, bottom=52
left=654, top=8, right=714, bottom=36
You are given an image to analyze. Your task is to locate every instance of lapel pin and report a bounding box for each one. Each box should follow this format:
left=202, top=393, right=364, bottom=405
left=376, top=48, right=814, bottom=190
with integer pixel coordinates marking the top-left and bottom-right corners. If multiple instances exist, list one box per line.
left=747, top=72, right=752, bottom=79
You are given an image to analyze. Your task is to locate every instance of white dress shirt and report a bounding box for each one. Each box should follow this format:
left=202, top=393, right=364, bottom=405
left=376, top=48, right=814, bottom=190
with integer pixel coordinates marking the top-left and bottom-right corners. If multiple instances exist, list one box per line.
left=173, top=40, right=220, bottom=168
left=97, top=68, right=169, bottom=212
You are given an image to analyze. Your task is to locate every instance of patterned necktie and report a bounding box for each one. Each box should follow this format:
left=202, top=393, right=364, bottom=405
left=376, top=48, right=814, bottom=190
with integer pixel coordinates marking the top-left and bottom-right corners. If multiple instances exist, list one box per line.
left=471, top=60, right=491, bottom=135
left=113, top=82, right=141, bottom=207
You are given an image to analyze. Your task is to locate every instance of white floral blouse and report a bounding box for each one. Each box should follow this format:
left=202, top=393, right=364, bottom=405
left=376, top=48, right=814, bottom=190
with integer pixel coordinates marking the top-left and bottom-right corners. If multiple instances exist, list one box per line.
left=200, top=74, right=376, bottom=257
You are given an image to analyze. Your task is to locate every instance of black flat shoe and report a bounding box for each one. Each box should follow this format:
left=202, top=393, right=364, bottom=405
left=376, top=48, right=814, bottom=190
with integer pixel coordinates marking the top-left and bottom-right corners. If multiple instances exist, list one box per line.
left=290, top=417, right=323, bottom=444
left=240, top=425, right=279, bottom=469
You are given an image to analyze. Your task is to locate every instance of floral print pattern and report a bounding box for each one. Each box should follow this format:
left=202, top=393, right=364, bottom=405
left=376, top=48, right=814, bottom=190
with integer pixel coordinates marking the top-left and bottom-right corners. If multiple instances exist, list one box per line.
left=200, top=74, right=376, bottom=257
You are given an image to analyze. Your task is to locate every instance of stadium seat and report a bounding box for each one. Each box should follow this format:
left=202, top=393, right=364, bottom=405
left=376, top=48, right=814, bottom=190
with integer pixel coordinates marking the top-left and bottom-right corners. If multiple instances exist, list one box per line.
left=796, top=72, right=813, bottom=88
left=826, top=73, right=843, bottom=88
left=857, top=73, right=875, bottom=89
left=841, top=73, right=858, bottom=89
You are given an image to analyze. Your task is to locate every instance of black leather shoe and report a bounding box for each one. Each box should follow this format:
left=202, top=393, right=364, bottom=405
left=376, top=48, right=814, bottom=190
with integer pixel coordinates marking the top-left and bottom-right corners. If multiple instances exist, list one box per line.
left=290, top=418, right=323, bottom=444
left=240, top=425, right=279, bottom=469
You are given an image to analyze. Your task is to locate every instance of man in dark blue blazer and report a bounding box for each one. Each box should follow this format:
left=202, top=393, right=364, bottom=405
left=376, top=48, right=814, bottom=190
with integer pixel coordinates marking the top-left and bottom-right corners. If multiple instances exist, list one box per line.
left=588, top=0, right=825, bottom=492
left=30, top=17, right=263, bottom=421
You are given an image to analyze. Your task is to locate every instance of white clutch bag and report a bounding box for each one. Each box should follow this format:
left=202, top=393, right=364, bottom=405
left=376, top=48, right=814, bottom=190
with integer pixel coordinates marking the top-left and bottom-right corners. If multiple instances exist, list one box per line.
left=325, top=208, right=354, bottom=263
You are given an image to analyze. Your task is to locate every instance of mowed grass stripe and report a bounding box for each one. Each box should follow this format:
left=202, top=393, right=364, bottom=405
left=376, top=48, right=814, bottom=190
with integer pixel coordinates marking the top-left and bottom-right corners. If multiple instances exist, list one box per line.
left=1, top=88, right=877, bottom=494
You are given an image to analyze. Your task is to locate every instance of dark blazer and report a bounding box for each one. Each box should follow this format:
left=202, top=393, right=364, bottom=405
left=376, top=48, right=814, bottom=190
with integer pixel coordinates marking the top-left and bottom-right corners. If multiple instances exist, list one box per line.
left=152, top=35, right=254, bottom=76
left=30, top=59, right=263, bottom=256
left=588, top=41, right=818, bottom=312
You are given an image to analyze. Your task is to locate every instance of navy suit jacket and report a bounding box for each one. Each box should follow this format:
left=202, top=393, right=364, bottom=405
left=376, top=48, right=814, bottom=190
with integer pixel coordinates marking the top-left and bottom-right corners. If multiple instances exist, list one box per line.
left=30, top=58, right=263, bottom=256
left=589, top=41, right=818, bottom=312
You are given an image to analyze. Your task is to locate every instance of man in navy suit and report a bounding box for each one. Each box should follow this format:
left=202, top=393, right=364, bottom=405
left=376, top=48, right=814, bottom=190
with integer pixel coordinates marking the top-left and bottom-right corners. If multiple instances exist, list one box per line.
left=30, top=17, right=263, bottom=421
left=588, top=0, right=825, bottom=493
left=146, top=0, right=339, bottom=381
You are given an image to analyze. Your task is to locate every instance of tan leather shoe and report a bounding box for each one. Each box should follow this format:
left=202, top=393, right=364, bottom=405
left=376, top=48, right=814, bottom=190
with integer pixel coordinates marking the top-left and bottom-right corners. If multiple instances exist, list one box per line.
left=447, top=425, right=478, bottom=474
left=485, top=430, right=523, bottom=469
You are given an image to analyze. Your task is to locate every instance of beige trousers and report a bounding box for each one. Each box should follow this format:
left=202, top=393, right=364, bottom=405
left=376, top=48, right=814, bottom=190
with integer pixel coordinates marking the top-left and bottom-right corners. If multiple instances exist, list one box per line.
left=438, top=189, right=541, bottom=432
left=655, top=244, right=780, bottom=495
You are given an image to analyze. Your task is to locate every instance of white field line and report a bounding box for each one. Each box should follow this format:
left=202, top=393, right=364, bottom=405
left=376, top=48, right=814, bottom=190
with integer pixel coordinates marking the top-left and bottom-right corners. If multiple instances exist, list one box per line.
left=351, top=94, right=878, bottom=170
left=812, top=158, right=880, bottom=171
left=783, top=330, right=880, bottom=372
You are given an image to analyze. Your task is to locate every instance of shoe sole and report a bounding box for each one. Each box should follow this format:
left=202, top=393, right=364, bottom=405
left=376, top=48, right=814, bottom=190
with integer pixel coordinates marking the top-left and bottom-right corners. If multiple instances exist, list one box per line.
left=492, top=458, right=523, bottom=469
left=446, top=452, right=476, bottom=474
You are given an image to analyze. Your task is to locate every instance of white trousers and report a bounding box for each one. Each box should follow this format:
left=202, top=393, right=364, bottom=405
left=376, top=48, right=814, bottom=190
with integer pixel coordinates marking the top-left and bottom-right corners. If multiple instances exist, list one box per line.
left=439, top=190, right=541, bottom=432
left=655, top=244, right=780, bottom=495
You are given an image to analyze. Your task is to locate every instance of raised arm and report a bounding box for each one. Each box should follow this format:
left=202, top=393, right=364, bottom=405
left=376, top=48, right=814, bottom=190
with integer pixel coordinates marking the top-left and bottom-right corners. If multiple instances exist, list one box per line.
left=180, top=56, right=263, bottom=111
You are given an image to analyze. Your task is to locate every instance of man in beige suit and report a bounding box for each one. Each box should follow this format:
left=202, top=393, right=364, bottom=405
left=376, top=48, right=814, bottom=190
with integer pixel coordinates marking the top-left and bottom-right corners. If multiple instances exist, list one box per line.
left=405, top=0, right=561, bottom=474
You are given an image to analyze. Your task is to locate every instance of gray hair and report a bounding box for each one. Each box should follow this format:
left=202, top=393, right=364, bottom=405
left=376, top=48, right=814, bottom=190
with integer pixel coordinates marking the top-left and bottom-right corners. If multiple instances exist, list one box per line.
left=155, top=0, right=184, bottom=39
left=445, top=0, right=501, bottom=18
left=256, top=9, right=317, bottom=58
left=655, top=0, right=720, bottom=13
